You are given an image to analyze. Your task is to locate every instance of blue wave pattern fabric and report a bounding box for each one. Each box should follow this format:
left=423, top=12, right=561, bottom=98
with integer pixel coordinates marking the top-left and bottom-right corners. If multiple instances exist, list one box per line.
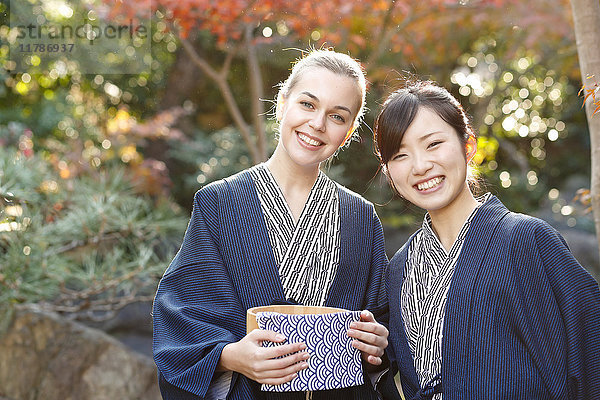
left=257, top=311, right=364, bottom=392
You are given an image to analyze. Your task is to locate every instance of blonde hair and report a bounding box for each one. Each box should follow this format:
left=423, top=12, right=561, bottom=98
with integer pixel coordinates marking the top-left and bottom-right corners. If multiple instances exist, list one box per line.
left=278, top=49, right=367, bottom=142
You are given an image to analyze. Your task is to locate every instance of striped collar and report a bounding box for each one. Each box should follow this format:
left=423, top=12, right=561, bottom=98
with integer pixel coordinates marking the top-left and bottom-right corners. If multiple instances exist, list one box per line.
left=388, top=193, right=507, bottom=397
left=402, top=193, right=491, bottom=392
left=420, top=192, right=492, bottom=256
left=249, top=164, right=341, bottom=306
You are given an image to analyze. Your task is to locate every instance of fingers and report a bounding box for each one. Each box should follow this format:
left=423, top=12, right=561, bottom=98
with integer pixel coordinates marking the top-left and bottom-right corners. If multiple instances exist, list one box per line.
left=263, top=341, right=308, bottom=360
left=247, top=329, right=308, bottom=359
left=257, top=352, right=310, bottom=382
left=347, top=311, right=389, bottom=365
left=242, top=329, right=310, bottom=384
left=353, top=310, right=388, bottom=337
left=364, top=354, right=384, bottom=366
left=348, top=331, right=386, bottom=352
left=347, top=330, right=387, bottom=356
left=263, top=348, right=310, bottom=371
left=349, top=320, right=388, bottom=337
left=251, top=340, right=310, bottom=385
left=349, top=335, right=385, bottom=359
left=359, top=309, right=376, bottom=322
left=347, top=321, right=389, bottom=347
left=247, top=328, right=287, bottom=344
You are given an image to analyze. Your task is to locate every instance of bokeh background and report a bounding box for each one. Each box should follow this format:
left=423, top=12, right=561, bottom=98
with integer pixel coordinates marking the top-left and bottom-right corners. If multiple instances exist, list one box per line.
left=0, top=0, right=599, bottom=398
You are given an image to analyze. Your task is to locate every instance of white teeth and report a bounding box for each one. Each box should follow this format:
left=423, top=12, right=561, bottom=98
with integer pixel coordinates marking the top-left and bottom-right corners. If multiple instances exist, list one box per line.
left=298, top=132, right=322, bottom=146
left=417, top=177, right=443, bottom=191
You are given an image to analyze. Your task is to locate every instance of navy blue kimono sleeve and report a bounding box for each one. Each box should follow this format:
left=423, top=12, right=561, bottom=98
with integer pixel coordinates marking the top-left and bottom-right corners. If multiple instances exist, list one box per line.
left=152, top=187, right=244, bottom=398
left=366, top=210, right=390, bottom=322
left=531, top=220, right=600, bottom=399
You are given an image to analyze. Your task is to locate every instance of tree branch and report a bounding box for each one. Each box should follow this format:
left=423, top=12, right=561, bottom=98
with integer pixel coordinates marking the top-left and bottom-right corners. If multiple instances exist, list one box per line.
left=44, top=231, right=127, bottom=257
left=245, top=24, right=268, bottom=162
left=180, top=37, right=261, bottom=163
left=364, top=0, right=399, bottom=70
left=222, top=48, right=235, bottom=78
left=179, top=37, right=221, bottom=82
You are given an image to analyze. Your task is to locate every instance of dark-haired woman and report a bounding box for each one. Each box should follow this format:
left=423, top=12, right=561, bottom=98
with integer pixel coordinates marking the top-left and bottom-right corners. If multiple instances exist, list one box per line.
left=373, top=79, right=600, bottom=400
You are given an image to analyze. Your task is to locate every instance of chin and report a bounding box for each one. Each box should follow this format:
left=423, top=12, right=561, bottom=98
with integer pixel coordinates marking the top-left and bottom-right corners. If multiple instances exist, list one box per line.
left=289, top=154, right=322, bottom=168
left=411, top=197, right=451, bottom=212
left=293, top=149, right=335, bottom=166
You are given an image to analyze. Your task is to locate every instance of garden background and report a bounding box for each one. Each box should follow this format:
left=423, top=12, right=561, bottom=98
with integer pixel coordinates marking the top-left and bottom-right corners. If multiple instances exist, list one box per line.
left=0, top=0, right=599, bottom=398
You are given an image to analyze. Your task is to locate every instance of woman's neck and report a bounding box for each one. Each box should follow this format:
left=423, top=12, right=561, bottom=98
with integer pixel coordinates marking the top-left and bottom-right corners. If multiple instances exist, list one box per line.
left=266, top=146, right=320, bottom=190
left=265, top=146, right=321, bottom=222
left=428, top=186, right=480, bottom=252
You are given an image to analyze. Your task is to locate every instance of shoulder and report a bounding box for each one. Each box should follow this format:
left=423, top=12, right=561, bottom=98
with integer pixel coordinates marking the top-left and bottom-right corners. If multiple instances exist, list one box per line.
left=335, top=182, right=375, bottom=212
left=499, top=210, right=598, bottom=300
left=193, top=168, right=255, bottom=206
left=497, top=211, right=563, bottom=246
left=490, top=211, right=579, bottom=279
left=334, top=183, right=384, bottom=235
left=473, top=195, right=561, bottom=247
left=389, top=229, right=421, bottom=267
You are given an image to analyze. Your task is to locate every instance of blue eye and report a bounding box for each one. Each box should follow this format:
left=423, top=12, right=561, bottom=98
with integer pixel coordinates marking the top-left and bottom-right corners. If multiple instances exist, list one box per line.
left=301, top=101, right=314, bottom=109
left=332, top=114, right=345, bottom=123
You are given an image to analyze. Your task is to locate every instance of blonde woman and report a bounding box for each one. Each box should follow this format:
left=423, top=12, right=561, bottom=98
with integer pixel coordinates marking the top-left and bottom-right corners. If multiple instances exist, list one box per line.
left=153, top=49, right=389, bottom=400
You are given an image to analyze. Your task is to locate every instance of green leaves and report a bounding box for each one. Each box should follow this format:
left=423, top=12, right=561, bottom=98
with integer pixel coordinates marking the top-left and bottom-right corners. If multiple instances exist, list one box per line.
left=0, top=146, right=187, bottom=320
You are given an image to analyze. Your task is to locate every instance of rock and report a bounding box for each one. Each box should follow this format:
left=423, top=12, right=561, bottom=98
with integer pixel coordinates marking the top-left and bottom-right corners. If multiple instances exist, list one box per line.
left=85, top=302, right=153, bottom=335
left=82, top=302, right=154, bottom=358
left=0, top=307, right=161, bottom=400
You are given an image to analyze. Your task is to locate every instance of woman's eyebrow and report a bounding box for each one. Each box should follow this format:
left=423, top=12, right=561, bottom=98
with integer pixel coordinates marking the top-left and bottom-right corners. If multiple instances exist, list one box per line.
left=418, top=131, right=444, bottom=142
left=300, top=91, right=352, bottom=114
left=397, top=131, right=444, bottom=149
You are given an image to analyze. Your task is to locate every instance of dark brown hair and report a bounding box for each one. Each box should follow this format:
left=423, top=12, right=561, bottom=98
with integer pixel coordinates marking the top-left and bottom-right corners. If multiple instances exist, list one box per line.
left=374, top=79, right=476, bottom=165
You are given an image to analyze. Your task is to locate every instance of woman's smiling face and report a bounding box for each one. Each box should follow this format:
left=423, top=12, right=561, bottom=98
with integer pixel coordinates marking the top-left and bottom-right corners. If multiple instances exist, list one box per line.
left=275, top=66, right=361, bottom=169
left=386, top=106, right=472, bottom=214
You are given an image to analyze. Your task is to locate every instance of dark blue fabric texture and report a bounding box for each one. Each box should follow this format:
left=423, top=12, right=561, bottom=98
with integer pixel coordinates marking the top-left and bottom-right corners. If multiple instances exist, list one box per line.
left=152, top=169, right=389, bottom=399
left=385, top=195, right=600, bottom=400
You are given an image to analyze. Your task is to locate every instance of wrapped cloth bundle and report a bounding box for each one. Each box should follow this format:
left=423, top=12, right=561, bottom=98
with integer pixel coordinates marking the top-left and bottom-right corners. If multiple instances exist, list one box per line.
left=247, top=305, right=364, bottom=392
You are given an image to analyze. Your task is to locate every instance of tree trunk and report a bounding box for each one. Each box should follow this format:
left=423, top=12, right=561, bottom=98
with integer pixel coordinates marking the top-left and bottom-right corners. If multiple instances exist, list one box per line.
left=159, top=47, right=201, bottom=111
left=570, top=0, right=600, bottom=258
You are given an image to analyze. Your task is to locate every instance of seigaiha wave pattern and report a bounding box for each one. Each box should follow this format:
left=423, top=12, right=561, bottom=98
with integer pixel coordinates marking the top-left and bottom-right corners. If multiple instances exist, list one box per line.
left=256, top=310, right=364, bottom=392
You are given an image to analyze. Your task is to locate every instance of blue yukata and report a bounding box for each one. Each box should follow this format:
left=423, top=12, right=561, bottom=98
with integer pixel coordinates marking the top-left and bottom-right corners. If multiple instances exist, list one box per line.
left=152, top=168, right=388, bottom=400
left=385, top=195, right=600, bottom=400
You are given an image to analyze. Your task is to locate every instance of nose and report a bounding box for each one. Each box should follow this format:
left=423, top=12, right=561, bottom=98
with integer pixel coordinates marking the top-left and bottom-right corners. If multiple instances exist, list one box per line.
left=308, top=112, right=326, bottom=132
left=411, top=152, right=433, bottom=176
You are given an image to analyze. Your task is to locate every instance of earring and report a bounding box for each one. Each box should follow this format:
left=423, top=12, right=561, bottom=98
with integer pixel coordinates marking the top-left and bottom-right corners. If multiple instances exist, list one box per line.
left=341, top=127, right=355, bottom=147
left=466, top=142, right=474, bottom=155
left=465, top=135, right=477, bottom=163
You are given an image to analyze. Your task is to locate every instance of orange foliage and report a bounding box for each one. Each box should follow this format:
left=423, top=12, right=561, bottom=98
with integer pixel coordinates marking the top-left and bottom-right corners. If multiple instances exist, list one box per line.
left=103, top=0, right=522, bottom=54
left=99, top=0, right=579, bottom=82
left=99, top=0, right=582, bottom=91
left=574, top=188, right=593, bottom=214
left=130, top=159, right=172, bottom=197
left=580, top=76, right=600, bottom=116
